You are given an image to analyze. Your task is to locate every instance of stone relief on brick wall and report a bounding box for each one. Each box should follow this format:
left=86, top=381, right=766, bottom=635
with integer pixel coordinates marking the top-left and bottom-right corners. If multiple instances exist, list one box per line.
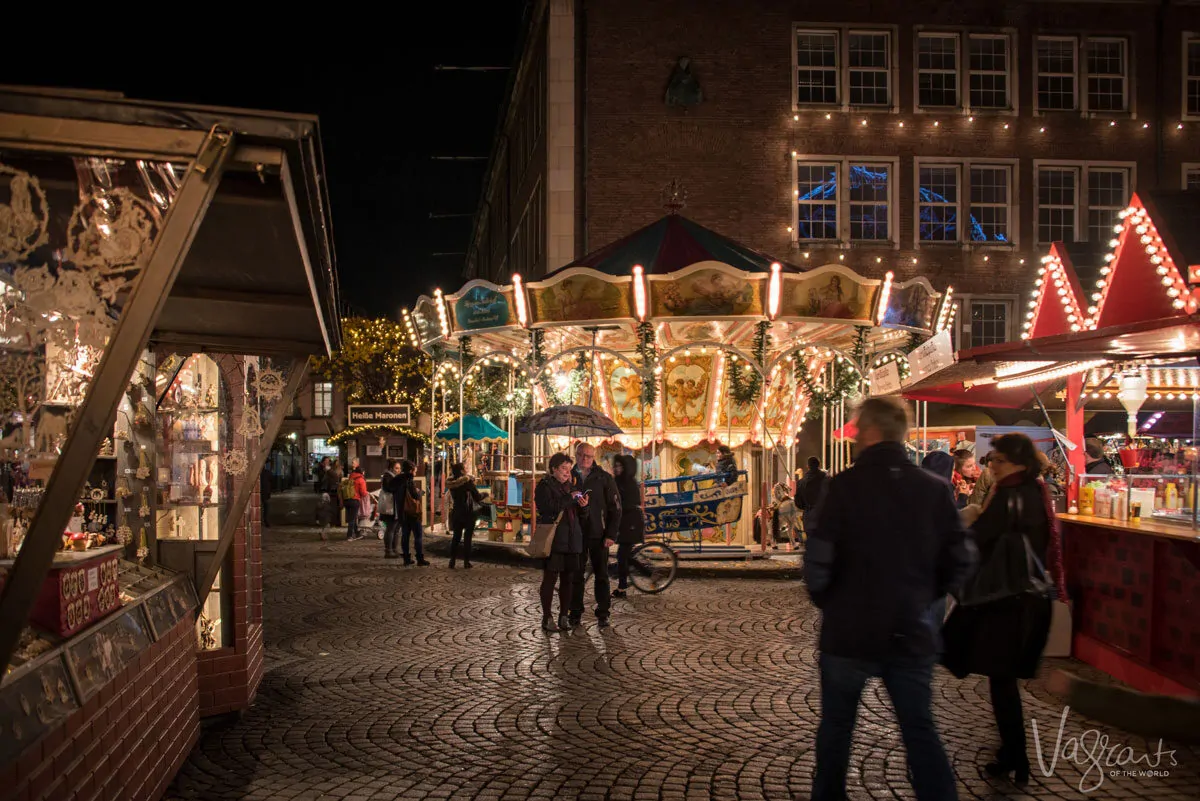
left=665, top=57, right=704, bottom=108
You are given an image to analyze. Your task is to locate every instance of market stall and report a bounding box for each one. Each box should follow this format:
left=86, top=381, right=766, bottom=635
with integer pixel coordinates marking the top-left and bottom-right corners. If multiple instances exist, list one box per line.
left=406, top=211, right=949, bottom=555
left=908, top=191, right=1200, bottom=696
left=0, top=87, right=338, bottom=798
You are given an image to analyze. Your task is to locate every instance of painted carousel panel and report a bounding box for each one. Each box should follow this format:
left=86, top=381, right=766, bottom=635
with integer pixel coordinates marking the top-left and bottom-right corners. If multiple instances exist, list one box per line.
left=527, top=273, right=634, bottom=324
left=779, top=268, right=880, bottom=322
left=649, top=265, right=766, bottom=318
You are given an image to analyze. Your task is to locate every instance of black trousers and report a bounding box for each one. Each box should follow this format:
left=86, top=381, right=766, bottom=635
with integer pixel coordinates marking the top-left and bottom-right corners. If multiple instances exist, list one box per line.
left=616, top=542, right=634, bottom=589
left=989, top=677, right=1029, bottom=768
left=570, top=539, right=611, bottom=620
left=450, top=519, right=474, bottom=564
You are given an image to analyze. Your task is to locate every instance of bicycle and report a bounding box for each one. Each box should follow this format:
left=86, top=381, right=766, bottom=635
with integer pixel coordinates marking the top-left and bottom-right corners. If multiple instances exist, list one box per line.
left=583, top=540, right=678, bottom=594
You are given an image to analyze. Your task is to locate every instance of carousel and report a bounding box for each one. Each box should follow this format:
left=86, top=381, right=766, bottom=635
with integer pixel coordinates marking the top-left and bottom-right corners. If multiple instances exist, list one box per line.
left=404, top=212, right=951, bottom=554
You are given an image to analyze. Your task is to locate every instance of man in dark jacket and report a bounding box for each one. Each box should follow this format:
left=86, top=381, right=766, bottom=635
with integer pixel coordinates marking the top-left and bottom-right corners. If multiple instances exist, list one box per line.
left=1084, top=438, right=1113, bottom=475
left=569, top=442, right=621, bottom=629
left=805, top=396, right=975, bottom=801
left=794, top=456, right=828, bottom=536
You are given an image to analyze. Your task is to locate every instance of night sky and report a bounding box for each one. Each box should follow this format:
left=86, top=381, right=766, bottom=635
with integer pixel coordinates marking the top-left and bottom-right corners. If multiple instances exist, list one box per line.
left=4, top=5, right=525, bottom=320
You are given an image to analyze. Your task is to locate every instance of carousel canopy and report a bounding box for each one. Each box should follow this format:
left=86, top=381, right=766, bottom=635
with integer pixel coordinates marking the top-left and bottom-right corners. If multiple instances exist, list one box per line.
left=435, top=414, right=508, bottom=443
left=413, top=215, right=948, bottom=449
left=545, top=214, right=802, bottom=278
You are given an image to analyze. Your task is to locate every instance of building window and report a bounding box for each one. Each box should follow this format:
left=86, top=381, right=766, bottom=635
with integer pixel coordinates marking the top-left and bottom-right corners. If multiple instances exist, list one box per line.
left=848, top=32, right=891, bottom=106
left=796, top=30, right=839, bottom=105
left=1036, top=163, right=1133, bottom=243
left=313, top=381, right=333, bottom=418
left=307, top=436, right=338, bottom=460
left=918, top=165, right=961, bottom=242
left=795, top=159, right=894, bottom=243
left=795, top=27, right=892, bottom=108
left=1184, top=164, right=1200, bottom=190
left=968, top=34, right=1011, bottom=109
left=1087, top=168, right=1129, bottom=242
left=917, top=162, right=1015, bottom=245
left=969, top=299, right=1012, bottom=347
left=1037, top=167, right=1078, bottom=243
left=918, top=33, right=959, bottom=108
left=848, top=165, right=891, bottom=240
left=1037, top=37, right=1078, bottom=111
left=1186, top=35, right=1200, bottom=118
left=1086, top=38, right=1127, bottom=112
left=969, top=166, right=1012, bottom=244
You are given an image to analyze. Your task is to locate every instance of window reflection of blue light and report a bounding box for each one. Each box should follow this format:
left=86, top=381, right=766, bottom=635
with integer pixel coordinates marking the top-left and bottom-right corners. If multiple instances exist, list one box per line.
left=797, top=166, right=890, bottom=239
left=917, top=187, right=1009, bottom=243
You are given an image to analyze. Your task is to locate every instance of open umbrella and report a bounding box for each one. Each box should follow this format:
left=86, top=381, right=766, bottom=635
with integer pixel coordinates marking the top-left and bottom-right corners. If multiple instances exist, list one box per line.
left=435, top=414, right=509, bottom=443
left=520, top=405, right=623, bottom=438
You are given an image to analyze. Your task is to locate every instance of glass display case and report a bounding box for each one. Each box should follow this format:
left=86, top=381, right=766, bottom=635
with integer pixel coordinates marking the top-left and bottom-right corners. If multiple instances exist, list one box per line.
left=1075, top=473, right=1198, bottom=533
left=154, top=354, right=232, bottom=650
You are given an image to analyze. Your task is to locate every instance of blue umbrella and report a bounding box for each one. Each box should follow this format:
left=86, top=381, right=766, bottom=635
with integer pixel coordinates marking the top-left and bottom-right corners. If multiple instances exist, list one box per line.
left=435, top=414, right=509, bottom=443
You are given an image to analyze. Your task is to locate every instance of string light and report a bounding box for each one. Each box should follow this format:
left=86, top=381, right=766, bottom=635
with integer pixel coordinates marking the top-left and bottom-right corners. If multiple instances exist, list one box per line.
left=1091, top=202, right=1195, bottom=325
left=401, top=308, right=422, bottom=348
left=1023, top=250, right=1086, bottom=337
left=935, top=286, right=955, bottom=332
left=432, top=288, right=450, bottom=338
left=995, top=360, right=1108, bottom=389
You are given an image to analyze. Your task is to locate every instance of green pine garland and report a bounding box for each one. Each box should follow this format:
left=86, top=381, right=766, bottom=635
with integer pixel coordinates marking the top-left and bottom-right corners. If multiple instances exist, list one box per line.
left=795, top=327, right=867, bottom=421
left=729, top=321, right=770, bottom=407
left=530, top=329, right=557, bottom=404
left=634, top=321, right=658, bottom=406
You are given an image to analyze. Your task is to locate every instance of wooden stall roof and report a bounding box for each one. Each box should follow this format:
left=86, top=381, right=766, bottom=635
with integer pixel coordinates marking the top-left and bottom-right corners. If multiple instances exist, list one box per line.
left=0, top=86, right=341, bottom=356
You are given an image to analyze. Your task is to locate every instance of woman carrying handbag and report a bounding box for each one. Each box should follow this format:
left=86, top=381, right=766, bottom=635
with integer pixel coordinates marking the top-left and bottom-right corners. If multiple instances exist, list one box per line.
left=942, top=433, right=1068, bottom=787
left=532, top=453, right=586, bottom=632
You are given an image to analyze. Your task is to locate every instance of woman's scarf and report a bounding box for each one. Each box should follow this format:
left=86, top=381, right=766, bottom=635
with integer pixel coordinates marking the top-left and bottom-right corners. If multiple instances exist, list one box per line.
left=992, top=471, right=1068, bottom=600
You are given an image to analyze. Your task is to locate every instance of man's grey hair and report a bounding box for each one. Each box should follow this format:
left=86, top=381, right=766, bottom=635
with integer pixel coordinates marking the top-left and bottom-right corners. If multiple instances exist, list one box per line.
left=574, top=441, right=595, bottom=454
left=855, top=396, right=910, bottom=442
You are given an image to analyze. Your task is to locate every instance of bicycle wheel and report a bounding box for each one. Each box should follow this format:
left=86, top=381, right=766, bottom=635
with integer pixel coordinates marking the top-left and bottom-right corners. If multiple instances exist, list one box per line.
left=628, top=542, right=677, bottom=593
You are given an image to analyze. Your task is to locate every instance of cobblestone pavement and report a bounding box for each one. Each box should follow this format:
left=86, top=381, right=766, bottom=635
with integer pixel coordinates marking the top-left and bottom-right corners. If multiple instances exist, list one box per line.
left=166, top=527, right=1199, bottom=800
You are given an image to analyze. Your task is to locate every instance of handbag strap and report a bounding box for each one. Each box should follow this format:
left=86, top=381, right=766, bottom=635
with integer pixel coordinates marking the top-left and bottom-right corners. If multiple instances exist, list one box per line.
left=1009, top=492, right=1053, bottom=593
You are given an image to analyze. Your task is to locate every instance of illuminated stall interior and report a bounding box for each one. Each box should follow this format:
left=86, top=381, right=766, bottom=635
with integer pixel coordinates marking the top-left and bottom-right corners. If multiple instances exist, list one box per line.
left=411, top=213, right=948, bottom=553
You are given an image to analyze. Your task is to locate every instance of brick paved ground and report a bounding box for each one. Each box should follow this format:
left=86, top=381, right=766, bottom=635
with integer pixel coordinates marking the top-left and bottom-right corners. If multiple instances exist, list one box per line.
left=166, top=527, right=1199, bottom=800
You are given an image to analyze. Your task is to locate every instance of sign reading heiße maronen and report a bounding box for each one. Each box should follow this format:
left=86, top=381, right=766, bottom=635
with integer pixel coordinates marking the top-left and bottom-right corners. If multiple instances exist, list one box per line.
left=347, top=405, right=412, bottom=427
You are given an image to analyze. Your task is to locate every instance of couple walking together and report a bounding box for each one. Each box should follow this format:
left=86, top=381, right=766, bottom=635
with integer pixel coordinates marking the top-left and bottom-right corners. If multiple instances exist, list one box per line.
left=806, top=396, right=1066, bottom=800
left=534, top=442, right=644, bottom=632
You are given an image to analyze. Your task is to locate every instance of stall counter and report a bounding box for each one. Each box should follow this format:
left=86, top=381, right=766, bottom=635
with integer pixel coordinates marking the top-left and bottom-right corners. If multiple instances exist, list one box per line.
left=1058, top=514, right=1200, bottom=697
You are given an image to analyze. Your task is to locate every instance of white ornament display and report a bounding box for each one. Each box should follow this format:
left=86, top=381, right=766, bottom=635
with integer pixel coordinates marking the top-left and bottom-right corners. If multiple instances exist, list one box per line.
left=253, top=367, right=285, bottom=402
left=223, top=449, right=249, bottom=477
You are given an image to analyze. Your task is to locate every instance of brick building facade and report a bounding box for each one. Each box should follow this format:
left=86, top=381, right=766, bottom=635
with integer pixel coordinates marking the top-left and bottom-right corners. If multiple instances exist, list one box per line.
left=466, top=0, right=1200, bottom=351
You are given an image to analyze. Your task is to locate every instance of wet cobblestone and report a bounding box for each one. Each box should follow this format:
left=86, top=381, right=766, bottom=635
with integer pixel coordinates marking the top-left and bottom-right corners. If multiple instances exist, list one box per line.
left=166, top=527, right=1199, bottom=800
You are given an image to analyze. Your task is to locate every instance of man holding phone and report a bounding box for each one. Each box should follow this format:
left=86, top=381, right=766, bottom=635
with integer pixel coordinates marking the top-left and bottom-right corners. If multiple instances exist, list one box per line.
left=569, top=442, right=621, bottom=629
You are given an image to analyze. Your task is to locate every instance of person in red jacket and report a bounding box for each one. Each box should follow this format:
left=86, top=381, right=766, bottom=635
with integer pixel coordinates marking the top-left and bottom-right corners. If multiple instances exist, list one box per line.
left=343, top=463, right=370, bottom=541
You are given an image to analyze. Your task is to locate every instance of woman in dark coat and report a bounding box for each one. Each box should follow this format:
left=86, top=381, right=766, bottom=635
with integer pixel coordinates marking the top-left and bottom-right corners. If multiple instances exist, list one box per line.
left=534, top=453, right=586, bottom=631
left=942, top=433, right=1067, bottom=786
left=446, top=461, right=484, bottom=569
left=611, top=454, right=644, bottom=598
left=379, top=460, right=402, bottom=558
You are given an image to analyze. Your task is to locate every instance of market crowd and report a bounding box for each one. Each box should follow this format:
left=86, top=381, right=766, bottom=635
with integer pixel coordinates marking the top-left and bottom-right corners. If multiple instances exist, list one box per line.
left=308, top=394, right=1068, bottom=801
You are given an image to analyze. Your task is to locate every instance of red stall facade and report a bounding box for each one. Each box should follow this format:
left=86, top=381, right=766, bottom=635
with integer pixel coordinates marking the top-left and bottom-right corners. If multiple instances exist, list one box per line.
left=903, top=191, right=1200, bottom=697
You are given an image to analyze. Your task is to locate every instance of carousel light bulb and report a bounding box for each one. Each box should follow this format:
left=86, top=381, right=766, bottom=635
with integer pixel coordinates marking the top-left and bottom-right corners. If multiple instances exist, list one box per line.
left=768, top=262, right=782, bottom=319
left=632, top=264, right=648, bottom=321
